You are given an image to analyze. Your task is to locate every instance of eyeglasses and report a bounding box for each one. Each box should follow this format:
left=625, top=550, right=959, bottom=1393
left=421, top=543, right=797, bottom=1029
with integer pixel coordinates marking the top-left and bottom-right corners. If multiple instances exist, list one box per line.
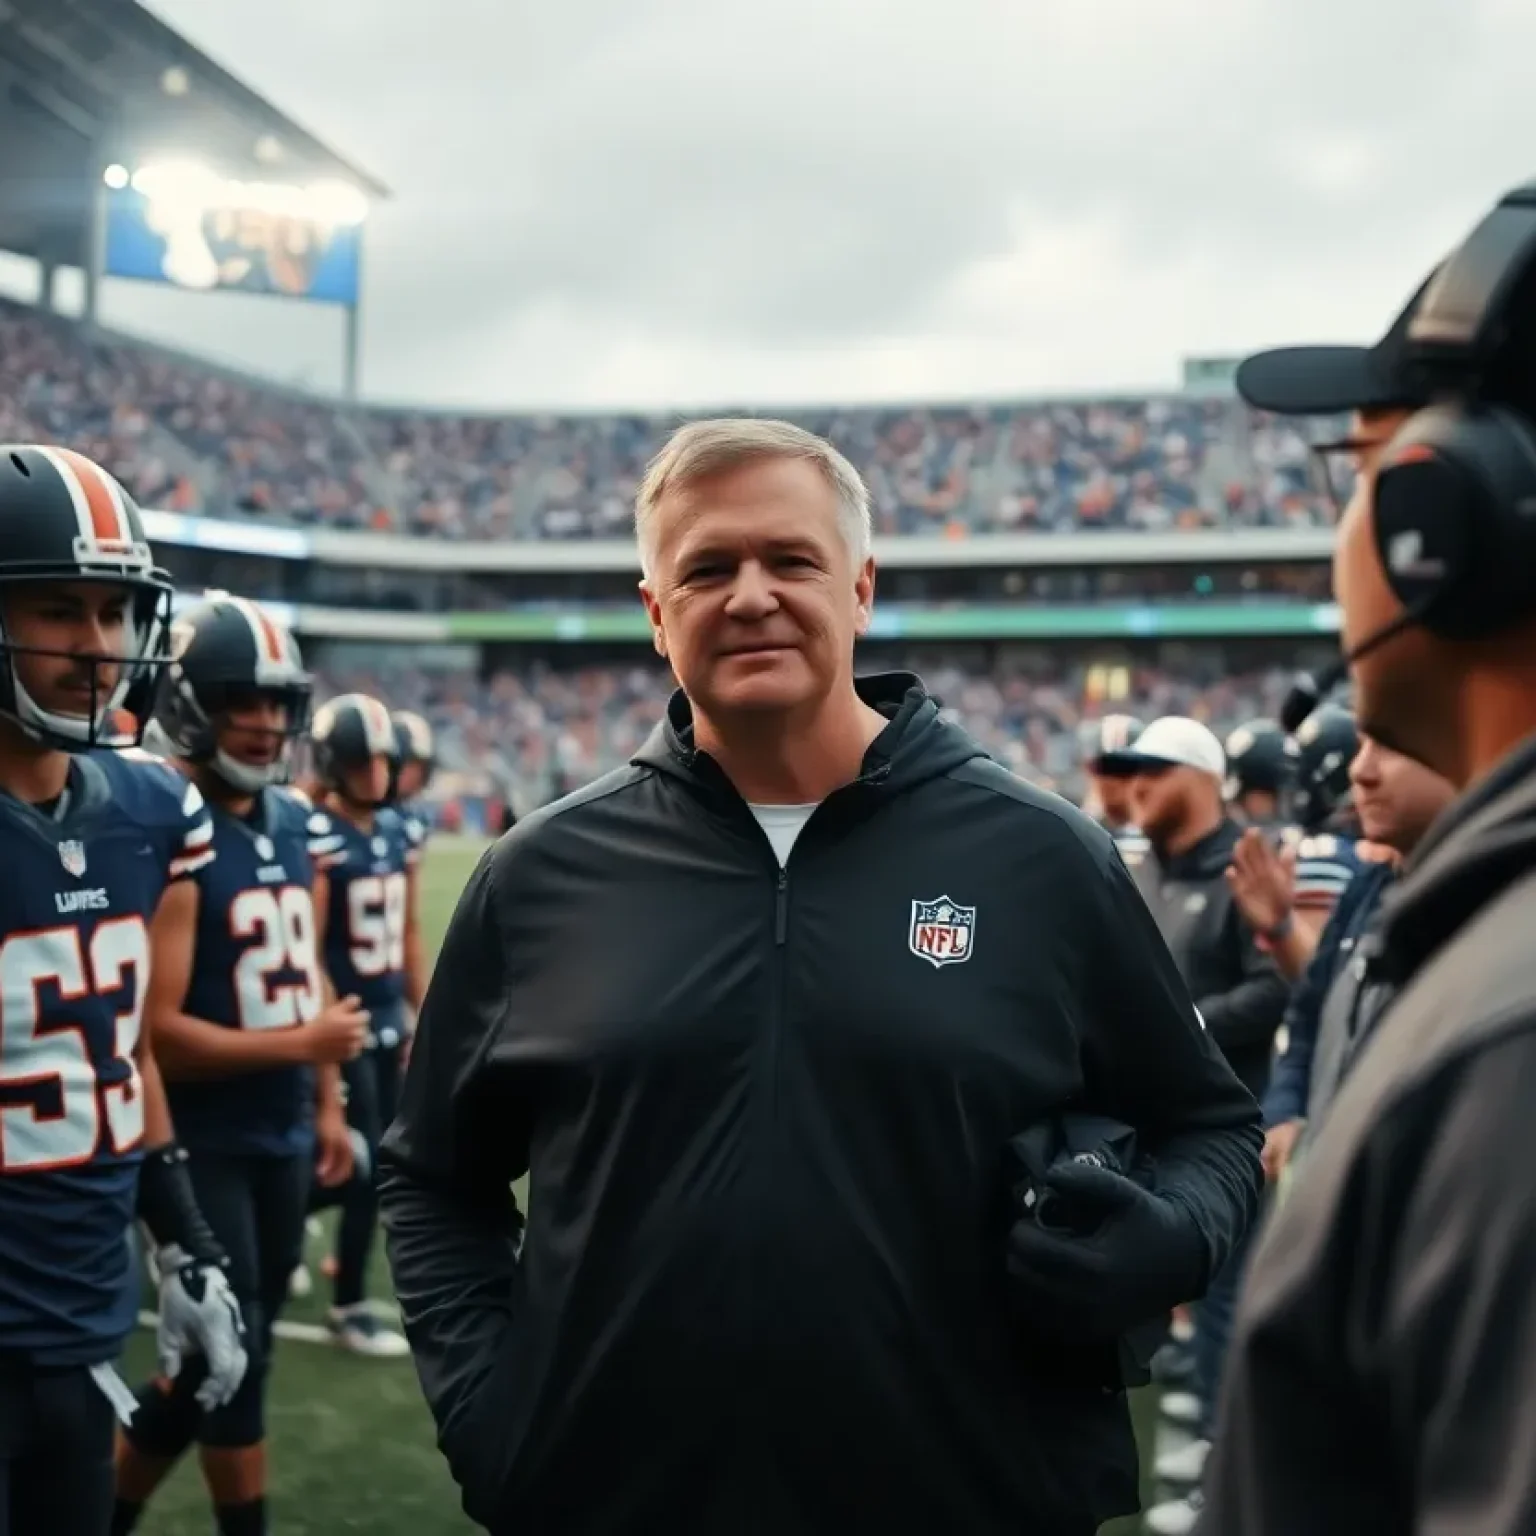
left=1307, top=435, right=1368, bottom=518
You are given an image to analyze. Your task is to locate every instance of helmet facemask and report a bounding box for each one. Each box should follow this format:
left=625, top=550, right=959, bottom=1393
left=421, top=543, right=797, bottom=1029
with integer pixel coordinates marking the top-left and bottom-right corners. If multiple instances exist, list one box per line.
left=160, top=672, right=314, bottom=795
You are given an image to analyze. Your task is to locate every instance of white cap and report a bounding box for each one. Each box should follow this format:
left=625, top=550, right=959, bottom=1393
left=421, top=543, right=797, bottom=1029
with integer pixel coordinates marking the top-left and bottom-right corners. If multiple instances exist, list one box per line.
left=1103, top=715, right=1226, bottom=779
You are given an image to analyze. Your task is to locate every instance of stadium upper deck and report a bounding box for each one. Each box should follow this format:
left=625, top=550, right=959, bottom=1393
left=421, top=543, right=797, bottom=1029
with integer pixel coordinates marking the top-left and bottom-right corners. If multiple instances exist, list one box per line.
left=0, top=296, right=1341, bottom=542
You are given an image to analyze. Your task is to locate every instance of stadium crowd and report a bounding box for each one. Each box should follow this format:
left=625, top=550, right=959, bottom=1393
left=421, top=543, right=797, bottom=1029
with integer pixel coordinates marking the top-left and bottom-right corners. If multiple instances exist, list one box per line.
left=0, top=297, right=1339, bottom=540
left=313, top=650, right=1307, bottom=815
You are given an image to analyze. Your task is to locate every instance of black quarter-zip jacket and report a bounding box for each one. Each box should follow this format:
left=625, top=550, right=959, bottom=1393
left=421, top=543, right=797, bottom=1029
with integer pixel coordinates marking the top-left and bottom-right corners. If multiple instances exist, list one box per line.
left=1199, top=729, right=1536, bottom=1536
left=1123, top=820, right=1290, bottom=1101
left=379, top=674, right=1263, bottom=1536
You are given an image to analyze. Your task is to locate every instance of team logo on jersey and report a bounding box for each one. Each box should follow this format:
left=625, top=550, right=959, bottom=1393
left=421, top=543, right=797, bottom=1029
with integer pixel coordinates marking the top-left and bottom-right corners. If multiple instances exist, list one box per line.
left=909, top=896, right=976, bottom=969
left=58, top=839, right=87, bottom=878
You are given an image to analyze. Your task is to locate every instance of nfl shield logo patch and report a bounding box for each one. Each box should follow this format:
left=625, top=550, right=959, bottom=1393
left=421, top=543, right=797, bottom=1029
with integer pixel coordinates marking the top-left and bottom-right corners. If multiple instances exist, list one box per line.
left=58, top=839, right=87, bottom=879
left=908, top=896, right=976, bottom=969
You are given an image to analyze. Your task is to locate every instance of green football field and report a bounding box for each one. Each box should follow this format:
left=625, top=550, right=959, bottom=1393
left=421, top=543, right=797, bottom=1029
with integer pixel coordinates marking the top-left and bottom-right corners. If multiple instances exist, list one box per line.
left=127, top=834, right=1155, bottom=1533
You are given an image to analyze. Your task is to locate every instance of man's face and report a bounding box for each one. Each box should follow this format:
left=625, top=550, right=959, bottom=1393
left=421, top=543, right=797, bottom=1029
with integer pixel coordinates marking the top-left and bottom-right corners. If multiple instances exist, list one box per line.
left=1129, top=764, right=1204, bottom=843
left=396, top=759, right=425, bottom=799
left=3, top=581, right=131, bottom=721
left=1090, top=771, right=1133, bottom=825
left=639, top=456, right=874, bottom=722
left=218, top=690, right=290, bottom=770
left=1348, top=734, right=1455, bottom=854
left=341, top=754, right=391, bottom=805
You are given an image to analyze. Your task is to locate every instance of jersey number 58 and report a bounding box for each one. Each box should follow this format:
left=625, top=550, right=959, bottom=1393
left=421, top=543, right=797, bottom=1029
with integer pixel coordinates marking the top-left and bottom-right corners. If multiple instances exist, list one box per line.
left=348, top=873, right=407, bottom=977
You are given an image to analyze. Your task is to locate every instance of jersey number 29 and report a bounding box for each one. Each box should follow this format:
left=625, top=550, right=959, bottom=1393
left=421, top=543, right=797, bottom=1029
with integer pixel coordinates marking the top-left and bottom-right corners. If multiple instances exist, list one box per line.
left=0, top=919, right=147, bottom=1173
left=231, top=885, right=323, bottom=1032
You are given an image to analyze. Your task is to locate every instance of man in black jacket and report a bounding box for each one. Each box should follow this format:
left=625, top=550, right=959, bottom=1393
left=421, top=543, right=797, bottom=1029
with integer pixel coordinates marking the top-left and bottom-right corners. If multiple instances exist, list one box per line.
left=1200, top=228, right=1536, bottom=1532
left=377, top=416, right=1264, bottom=1536
left=1104, top=716, right=1290, bottom=1103
left=1100, top=714, right=1288, bottom=1507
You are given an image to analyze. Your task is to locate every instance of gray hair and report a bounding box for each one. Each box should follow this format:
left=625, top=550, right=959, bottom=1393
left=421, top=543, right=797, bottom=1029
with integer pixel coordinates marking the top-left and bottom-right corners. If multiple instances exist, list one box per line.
left=634, top=417, right=873, bottom=579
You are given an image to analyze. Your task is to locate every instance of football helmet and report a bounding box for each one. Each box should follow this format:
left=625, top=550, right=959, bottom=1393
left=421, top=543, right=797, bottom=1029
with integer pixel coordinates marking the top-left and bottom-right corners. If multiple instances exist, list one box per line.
left=1079, top=714, right=1145, bottom=776
left=153, top=591, right=312, bottom=793
left=1289, top=704, right=1360, bottom=833
left=1222, top=718, right=1291, bottom=804
left=0, top=445, right=173, bottom=750
left=311, top=692, right=397, bottom=806
left=388, top=709, right=436, bottom=802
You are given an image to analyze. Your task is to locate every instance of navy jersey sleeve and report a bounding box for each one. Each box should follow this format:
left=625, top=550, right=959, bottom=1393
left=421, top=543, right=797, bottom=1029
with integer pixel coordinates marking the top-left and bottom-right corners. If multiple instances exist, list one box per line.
left=402, top=809, right=428, bottom=868
left=119, top=750, right=214, bottom=884
left=1261, top=937, right=1336, bottom=1127
left=1293, top=833, right=1362, bottom=914
left=306, top=808, right=347, bottom=871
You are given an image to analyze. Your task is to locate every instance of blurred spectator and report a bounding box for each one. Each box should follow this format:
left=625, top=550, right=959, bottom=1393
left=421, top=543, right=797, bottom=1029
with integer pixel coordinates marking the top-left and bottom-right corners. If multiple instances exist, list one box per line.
left=0, top=298, right=1343, bottom=538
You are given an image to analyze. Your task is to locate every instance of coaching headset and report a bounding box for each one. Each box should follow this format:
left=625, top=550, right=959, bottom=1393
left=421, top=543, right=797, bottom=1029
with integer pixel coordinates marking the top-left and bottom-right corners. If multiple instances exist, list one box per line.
left=1282, top=181, right=1536, bottom=732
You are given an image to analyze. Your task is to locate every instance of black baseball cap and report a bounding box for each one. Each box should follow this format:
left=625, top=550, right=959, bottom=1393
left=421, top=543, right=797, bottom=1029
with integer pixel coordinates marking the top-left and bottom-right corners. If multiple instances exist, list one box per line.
left=1235, top=267, right=1441, bottom=416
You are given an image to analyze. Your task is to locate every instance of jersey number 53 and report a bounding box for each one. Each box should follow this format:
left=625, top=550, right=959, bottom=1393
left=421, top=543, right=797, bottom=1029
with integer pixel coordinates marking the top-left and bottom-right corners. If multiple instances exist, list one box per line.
left=0, top=919, right=147, bottom=1173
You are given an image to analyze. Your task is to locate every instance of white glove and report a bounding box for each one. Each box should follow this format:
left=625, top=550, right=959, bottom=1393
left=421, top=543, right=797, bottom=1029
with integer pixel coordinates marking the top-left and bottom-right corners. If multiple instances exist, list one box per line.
left=155, top=1246, right=249, bottom=1411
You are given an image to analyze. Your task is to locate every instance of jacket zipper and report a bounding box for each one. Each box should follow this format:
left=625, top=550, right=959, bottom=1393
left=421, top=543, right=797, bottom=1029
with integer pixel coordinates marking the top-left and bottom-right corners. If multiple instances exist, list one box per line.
left=768, top=865, right=789, bottom=1131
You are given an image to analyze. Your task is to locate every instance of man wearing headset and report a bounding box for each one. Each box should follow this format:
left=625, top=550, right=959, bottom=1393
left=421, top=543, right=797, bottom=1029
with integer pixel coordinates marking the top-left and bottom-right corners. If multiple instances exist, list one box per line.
left=1199, top=190, right=1536, bottom=1533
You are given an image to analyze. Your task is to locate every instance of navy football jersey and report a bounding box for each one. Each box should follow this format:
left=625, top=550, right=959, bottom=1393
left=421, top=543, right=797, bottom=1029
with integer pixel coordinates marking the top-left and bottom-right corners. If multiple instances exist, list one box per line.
left=1291, top=828, right=1366, bottom=916
left=315, top=805, right=417, bottom=1023
left=167, top=787, right=334, bottom=1158
left=398, top=797, right=431, bottom=863
left=0, top=748, right=214, bottom=1365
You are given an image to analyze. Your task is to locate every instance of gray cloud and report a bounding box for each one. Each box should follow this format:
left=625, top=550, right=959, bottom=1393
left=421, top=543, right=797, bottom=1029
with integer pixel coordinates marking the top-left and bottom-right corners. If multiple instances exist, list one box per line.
left=110, top=0, right=1536, bottom=408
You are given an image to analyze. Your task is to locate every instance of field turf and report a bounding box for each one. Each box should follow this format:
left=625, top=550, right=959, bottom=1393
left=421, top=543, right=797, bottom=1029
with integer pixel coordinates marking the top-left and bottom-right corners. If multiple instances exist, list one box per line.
left=126, top=834, right=1153, bottom=1534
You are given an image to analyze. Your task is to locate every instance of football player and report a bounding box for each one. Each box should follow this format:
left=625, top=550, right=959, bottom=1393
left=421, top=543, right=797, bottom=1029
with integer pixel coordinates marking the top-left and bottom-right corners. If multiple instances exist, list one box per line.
left=307, top=693, right=421, bottom=1357
left=112, top=594, right=369, bottom=1536
left=0, top=446, right=247, bottom=1536
left=1077, top=714, right=1149, bottom=859
left=1287, top=703, right=1366, bottom=933
left=1222, top=718, right=1291, bottom=829
left=1227, top=704, right=1366, bottom=983
left=387, top=708, right=435, bottom=868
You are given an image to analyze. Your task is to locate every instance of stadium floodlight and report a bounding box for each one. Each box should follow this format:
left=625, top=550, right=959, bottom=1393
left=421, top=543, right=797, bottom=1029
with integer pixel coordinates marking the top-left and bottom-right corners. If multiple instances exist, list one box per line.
left=102, top=164, right=130, bottom=190
left=127, top=159, right=371, bottom=227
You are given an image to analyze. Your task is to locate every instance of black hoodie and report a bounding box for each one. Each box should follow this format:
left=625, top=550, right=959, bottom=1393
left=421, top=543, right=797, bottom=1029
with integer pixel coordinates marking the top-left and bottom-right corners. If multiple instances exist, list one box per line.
left=379, top=673, right=1262, bottom=1536
left=1200, top=730, right=1536, bottom=1536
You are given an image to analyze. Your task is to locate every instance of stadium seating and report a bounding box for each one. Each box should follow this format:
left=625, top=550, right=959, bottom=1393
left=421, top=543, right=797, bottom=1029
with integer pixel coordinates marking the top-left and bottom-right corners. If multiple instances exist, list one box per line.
left=314, top=652, right=1297, bottom=814
left=0, top=298, right=1336, bottom=538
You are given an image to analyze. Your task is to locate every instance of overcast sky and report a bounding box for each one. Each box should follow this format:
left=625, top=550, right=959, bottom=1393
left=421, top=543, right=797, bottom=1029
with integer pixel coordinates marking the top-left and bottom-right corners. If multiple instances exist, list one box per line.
left=49, top=0, right=1536, bottom=410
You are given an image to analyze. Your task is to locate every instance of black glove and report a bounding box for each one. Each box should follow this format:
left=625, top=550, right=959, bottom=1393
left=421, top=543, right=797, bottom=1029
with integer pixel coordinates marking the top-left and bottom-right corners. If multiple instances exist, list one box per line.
left=1006, top=1158, right=1207, bottom=1340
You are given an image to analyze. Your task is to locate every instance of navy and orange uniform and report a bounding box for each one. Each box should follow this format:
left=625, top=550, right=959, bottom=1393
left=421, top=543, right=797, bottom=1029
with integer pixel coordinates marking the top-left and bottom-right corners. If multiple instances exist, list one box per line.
left=165, top=787, right=335, bottom=1159
left=1290, top=829, right=1366, bottom=919
left=316, top=806, right=417, bottom=1047
left=398, top=799, right=431, bottom=864
left=0, top=749, right=214, bottom=1365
